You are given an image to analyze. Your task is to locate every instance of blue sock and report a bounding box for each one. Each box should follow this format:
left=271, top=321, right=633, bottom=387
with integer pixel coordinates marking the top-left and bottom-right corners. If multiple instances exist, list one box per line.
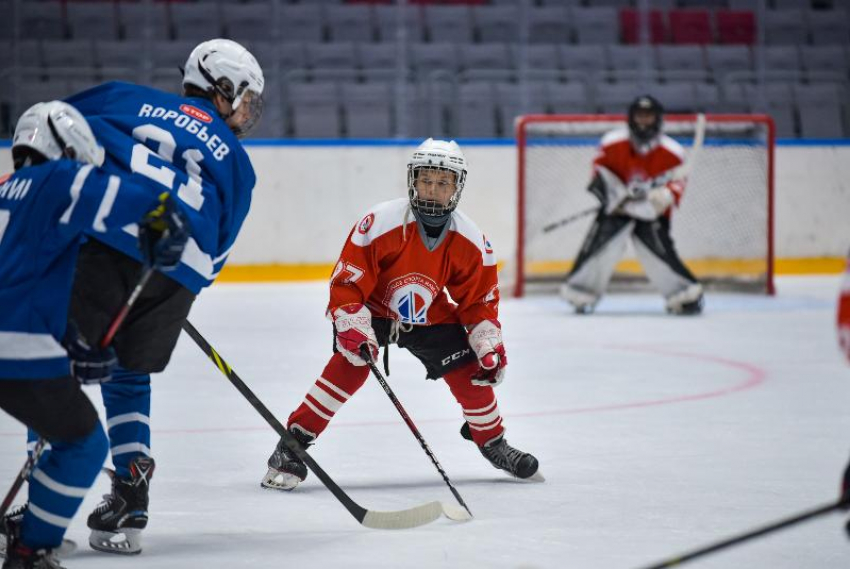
left=101, top=368, right=152, bottom=479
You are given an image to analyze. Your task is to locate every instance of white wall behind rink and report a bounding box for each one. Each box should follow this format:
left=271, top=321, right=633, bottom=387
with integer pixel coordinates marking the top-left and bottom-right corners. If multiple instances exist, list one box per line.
left=230, top=142, right=850, bottom=266
left=0, top=142, right=846, bottom=264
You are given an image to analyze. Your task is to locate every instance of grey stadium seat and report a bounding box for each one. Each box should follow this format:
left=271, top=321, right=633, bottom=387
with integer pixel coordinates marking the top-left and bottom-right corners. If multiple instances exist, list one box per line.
left=606, top=45, right=653, bottom=76
left=95, top=41, right=143, bottom=76
left=795, top=83, right=847, bottom=138
left=460, top=43, right=514, bottom=73
left=560, top=45, right=606, bottom=76
left=375, top=5, right=424, bottom=43
left=800, top=45, right=849, bottom=77
left=424, top=6, right=473, bottom=44
left=744, top=82, right=796, bottom=138
left=342, top=82, right=393, bottom=138
left=326, top=5, right=375, bottom=43
left=223, top=3, right=273, bottom=43
left=548, top=82, right=592, bottom=114
left=595, top=81, right=645, bottom=114
left=251, top=42, right=307, bottom=75
left=456, top=82, right=498, bottom=139
left=358, top=43, right=398, bottom=71
left=763, top=10, right=807, bottom=45
left=118, top=3, right=171, bottom=41
left=528, top=7, right=572, bottom=45
left=573, top=8, right=619, bottom=45
left=763, top=46, right=802, bottom=81
left=720, top=82, right=752, bottom=114
left=705, top=45, right=752, bottom=83
left=21, top=3, right=65, bottom=40
left=170, top=3, right=223, bottom=42
left=41, top=40, right=95, bottom=72
left=287, top=82, right=341, bottom=139
left=655, top=46, right=709, bottom=82
left=474, top=6, right=520, bottom=43
left=693, top=83, right=723, bottom=113
left=496, top=82, right=548, bottom=137
left=644, top=82, right=697, bottom=114
left=67, top=2, right=120, bottom=41
left=807, top=10, right=850, bottom=46
left=410, top=43, right=460, bottom=78
left=305, top=42, right=357, bottom=71
left=280, top=5, right=324, bottom=43
left=519, top=44, right=561, bottom=71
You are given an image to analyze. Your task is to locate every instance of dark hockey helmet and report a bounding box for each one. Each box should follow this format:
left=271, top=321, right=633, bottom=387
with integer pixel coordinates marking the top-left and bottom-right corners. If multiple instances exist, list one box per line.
left=627, top=95, right=664, bottom=145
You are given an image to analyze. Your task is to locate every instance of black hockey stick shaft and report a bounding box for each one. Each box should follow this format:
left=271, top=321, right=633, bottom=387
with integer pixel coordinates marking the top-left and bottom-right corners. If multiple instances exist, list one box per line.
left=542, top=206, right=600, bottom=234
left=637, top=498, right=848, bottom=569
left=361, top=347, right=474, bottom=518
left=0, top=267, right=154, bottom=519
left=181, top=320, right=377, bottom=524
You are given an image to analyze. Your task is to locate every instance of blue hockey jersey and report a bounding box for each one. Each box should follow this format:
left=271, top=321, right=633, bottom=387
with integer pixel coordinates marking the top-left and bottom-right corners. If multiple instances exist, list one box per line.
left=0, top=161, right=163, bottom=380
left=66, top=82, right=256, bottom=293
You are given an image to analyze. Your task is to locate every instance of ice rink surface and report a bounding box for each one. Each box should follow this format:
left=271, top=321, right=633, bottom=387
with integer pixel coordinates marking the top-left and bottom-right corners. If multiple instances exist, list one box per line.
left=2, top=276, right=849, bottom=568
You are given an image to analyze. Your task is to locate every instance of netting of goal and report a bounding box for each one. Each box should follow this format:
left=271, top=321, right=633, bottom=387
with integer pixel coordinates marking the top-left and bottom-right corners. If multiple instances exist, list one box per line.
left=509, top=114, right=775, bottom=297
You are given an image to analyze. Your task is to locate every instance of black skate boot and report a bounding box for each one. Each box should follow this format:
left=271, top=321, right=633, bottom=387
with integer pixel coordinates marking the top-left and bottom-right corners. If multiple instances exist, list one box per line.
left=461, top=423, right=543, bottom=481
left=0, top=506, right=74, bottom=560
left=2, top=513, right=65, bottom=569
left=261, top=425, right=313, bottom=491
left=87, top=456, right=155, bottom=555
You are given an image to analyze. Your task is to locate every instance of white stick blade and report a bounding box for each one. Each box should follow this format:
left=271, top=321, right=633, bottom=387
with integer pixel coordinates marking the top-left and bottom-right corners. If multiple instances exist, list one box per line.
left=361, top=501, right=444, bottom=530
left=441, top=502, right=473, bottom=522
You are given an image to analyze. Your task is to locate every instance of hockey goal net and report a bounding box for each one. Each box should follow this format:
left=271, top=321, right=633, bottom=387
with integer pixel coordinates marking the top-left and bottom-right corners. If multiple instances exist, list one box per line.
left=510, top=114, right=775, bottom=297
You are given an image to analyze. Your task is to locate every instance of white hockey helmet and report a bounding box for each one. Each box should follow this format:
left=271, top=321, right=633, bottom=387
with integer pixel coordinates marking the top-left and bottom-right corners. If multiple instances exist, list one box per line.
left=182, top=38, right=265, bottom=137
left=407, top=138, right=468, bottom=219
left=12, top=101, right=104, bottom=169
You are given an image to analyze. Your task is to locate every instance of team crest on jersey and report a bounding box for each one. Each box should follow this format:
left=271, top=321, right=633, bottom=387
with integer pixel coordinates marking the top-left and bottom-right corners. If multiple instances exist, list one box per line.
left=357, top=213, right=375, bottom=235
left=384, top=274, right=439, bottom=325
left=180, top=104, right=212, bottom=123
left=483, top=235, right=493, bottom=254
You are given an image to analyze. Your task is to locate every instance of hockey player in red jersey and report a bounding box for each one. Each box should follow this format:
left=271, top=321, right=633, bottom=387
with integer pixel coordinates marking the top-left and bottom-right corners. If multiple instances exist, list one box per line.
left=260, top=138, right=541, bottom=490
left=838, top=253, right=850, bottom=517
left=560, top=95, right=703, bottom=315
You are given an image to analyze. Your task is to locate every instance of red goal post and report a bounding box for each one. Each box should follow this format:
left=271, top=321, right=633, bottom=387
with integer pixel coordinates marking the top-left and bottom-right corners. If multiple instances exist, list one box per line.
left=511, top=113, right=775, bottom=298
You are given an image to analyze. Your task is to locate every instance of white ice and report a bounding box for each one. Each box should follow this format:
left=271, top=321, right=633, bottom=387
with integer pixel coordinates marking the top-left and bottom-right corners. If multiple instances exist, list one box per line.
left=2, top=276, right=849, bottom=569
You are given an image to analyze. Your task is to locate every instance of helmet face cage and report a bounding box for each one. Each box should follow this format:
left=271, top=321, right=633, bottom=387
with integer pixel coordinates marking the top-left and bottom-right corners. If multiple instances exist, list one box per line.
left=628, top=95, right=664, bottom=145
left=408, top=165, right=466, bottom=217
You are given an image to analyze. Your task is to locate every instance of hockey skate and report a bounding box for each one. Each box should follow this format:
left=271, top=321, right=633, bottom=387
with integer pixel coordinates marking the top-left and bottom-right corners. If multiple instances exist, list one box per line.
left=461, top=423, right=544, bottom=481
left=665, top=283, right=704, bottom=315
left=261, top=426, right=313, bottom=491
left=87, top=456, right=155, bottom=555
left=2, top=512, right=65, bottom=569
left=0, top=506, right=75, bottom=560
left=559, top=283, right=598, bottom=315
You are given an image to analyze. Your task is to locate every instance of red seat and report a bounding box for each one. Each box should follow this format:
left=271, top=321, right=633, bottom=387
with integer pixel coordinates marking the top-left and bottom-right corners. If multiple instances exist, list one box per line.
left=715, top=10, right=756, bottom=45
left=669, top=9, right=713, bottom=44
left=620, top=8, right=667, bottom=44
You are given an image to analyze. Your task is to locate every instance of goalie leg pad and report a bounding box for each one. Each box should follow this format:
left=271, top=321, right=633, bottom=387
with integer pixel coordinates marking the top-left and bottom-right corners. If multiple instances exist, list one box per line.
left=563, top=214, right=633, bottom=309
left=631, top=219, right=702, bottom=303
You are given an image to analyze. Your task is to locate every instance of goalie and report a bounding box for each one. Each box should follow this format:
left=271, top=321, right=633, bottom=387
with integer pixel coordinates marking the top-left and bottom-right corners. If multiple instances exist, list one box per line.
left=560, top=95, right=704, bottom=315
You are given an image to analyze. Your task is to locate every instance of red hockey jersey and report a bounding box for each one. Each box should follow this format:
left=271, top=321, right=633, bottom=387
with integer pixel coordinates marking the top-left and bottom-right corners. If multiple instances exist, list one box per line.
left=839, top=253, right=850, bottom=363
left=593, top=128, right=687, bottom=212
left=328, top=198, right=499, bottom=327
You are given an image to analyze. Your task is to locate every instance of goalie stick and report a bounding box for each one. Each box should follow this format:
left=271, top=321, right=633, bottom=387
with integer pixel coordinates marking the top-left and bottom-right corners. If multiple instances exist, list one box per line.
left=181, top=320, right=471, bottom=529
left=542, top=113, right=707, bottom=235
left=636, top=496, right=849, bottom=569
left=361, top=347, right=474, bottom=520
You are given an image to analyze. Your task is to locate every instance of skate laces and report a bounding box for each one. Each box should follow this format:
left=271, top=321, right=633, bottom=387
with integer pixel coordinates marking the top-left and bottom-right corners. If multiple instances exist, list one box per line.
left=484, top=438, right=526, bottom=470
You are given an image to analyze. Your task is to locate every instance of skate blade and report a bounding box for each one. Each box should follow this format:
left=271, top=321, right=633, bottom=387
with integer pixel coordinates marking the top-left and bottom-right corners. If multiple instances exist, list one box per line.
left=260, top=467, right=301, bottom=491
left=89, top=529, right=142, bottom=555
left=525, top=470, right=546, bottom=482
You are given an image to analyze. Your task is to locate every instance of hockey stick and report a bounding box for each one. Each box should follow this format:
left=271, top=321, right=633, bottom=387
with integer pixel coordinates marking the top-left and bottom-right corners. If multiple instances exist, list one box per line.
left=181, top=320, right=470, bottom=529
left=636, top=496, right=849, bottom=569
left=541, top=113, right=707, bottom=236
left=0, top=265, right=155, bottom=521
left=361, top=347, right=474, bottom=520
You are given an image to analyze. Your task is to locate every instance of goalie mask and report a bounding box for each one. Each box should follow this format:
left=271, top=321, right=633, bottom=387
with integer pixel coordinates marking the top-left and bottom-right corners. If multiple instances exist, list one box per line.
left=12, top=101, right=104, bottom=170
left=183, top=38, right=265, bottom=137
left=407, top=138, right=467, bottom=226
left=628, top=95, right=663, bottom=150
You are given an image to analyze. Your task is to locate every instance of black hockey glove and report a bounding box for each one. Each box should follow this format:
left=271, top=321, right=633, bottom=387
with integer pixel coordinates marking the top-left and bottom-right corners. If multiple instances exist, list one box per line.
left=62, top=321, right=117, bottom=385
left=587, top=172, right=608, bottom=208
left=139, top=193, right=190, bottom=272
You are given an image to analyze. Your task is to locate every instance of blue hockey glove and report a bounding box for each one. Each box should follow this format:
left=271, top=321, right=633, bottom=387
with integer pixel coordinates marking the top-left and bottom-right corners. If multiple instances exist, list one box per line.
left=139, top=193, right=191, bottom=271
left=62, top=322, right=117, bottom=385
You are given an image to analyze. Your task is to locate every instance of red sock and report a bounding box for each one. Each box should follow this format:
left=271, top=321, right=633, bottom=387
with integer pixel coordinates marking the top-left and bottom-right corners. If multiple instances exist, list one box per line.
left=287, top=353, right=369, bottom=438
left=444, top=361, right=505, bottom=446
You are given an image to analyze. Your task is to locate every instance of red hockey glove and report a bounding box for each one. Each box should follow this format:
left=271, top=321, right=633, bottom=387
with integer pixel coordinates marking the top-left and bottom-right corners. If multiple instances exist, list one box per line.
left=332, top=304, right=379, bottom=366
left=467, top=319, right=507, bottom=387
left=838, top=265, right=850, bottom=364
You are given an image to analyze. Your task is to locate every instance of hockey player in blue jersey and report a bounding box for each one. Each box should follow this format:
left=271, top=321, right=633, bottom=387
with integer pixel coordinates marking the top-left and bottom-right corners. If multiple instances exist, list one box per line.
left=0, top=101, right=190, bottom=569
left=39, top=38, right=263, bottom=555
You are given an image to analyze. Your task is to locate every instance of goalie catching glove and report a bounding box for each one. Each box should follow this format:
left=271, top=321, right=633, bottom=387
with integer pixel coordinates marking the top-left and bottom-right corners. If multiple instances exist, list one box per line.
left=332, top=304, right=379, bottom=366
left=139, top=192, right=191, bottom=271
left=467, top=319, right=507, bottom=387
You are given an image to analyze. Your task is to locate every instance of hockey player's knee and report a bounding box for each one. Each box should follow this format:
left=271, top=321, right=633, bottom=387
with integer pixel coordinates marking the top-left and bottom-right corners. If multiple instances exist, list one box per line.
left=665, top=283, right=704, bottom=315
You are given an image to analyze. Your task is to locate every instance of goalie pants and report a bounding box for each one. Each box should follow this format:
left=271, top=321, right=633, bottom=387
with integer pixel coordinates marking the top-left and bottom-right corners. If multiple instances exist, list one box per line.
left=54, top=239, right=196, bottom=479
left=288, top=319, right=504, bottom=446
left=565, top=213, right=699, bottom=299
left=0, top=377, right=108, bottom=549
